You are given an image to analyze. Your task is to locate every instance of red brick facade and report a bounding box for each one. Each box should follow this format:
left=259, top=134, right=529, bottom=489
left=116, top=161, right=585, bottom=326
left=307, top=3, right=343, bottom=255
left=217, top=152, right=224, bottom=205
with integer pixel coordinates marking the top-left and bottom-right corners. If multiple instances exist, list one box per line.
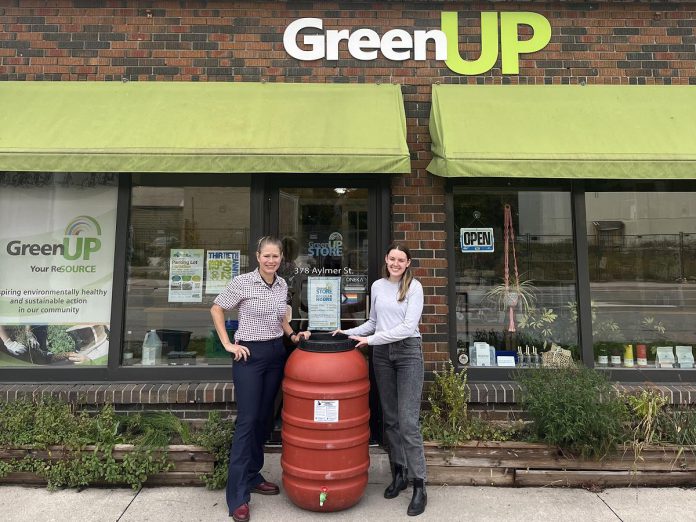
left=1, top=1, right=695, bottom=372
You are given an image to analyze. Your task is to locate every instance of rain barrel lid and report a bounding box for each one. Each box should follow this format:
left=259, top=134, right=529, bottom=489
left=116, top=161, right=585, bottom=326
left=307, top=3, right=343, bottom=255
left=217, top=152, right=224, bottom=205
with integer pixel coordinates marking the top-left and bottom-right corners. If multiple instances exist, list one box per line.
left=298, top=332, right=356, bottom=353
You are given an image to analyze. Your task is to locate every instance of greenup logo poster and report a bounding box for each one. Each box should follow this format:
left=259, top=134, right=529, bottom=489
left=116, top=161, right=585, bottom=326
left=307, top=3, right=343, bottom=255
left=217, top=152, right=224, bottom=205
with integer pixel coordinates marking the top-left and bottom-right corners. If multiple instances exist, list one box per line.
left=0, top=179, right=117, bottom=367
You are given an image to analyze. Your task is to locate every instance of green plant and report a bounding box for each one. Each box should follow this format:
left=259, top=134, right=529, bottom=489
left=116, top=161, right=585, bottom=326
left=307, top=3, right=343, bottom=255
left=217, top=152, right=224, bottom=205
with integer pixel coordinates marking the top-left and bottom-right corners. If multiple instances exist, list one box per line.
left=624, top=389, right=669, bottom=463
left=0, top=398, right=176, bottom=489
left=119, top=411, right=191, bottom=448
left=518, top=367, right=628, bottom=458
left=517, top=307, right=558, bottom=350
left=192, top=411, right=235, bottom=489
left=420, top=362, right=470, bottom=445
left=658, top=408, right=696, bottom=447
left=484, top=279, right=537, bottom=316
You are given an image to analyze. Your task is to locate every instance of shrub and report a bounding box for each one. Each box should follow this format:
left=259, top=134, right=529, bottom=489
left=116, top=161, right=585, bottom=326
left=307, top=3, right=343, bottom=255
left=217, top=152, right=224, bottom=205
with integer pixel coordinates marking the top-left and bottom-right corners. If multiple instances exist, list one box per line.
left=518, top=367, right=627, bottom=458
left=0, top=398, right=175, bottom=489
left=192, top=411, right=235, bottom=489
left=421, top=363, right=527, bottom=445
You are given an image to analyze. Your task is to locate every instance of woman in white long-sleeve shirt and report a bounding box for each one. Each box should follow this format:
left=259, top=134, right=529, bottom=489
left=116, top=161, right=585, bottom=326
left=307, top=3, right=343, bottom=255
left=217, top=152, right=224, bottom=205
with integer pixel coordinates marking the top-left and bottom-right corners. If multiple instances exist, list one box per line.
left=333, top=243, right=427, bottom=517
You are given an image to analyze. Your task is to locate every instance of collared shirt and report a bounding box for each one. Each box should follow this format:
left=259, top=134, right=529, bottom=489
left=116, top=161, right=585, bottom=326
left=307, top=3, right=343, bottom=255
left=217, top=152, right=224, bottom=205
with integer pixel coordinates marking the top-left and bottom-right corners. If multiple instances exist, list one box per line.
left=214, top=268, right=288, bottom=342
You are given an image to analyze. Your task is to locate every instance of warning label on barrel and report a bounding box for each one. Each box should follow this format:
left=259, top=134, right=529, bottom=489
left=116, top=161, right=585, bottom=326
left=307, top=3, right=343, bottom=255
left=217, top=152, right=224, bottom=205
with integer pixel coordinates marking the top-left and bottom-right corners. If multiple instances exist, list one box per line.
left=314, top=400, right=339, bottom=423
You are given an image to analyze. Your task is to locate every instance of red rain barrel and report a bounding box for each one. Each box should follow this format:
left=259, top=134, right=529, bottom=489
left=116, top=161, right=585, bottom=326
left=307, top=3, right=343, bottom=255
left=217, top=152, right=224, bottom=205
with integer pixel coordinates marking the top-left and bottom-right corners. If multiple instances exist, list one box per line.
left=281, top=332, right=370, bottom=512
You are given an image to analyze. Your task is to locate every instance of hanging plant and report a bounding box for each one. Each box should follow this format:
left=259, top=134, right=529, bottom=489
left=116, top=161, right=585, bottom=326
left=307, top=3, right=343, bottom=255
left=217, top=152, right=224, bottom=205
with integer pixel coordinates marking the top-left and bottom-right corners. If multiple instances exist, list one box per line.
left=483, top=204, right=537, bottom=332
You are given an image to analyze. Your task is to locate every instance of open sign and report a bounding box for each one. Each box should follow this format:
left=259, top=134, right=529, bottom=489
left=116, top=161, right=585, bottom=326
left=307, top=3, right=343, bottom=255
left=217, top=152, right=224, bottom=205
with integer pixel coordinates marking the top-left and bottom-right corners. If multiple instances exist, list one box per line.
left=460, top=228, right=494, bottom=253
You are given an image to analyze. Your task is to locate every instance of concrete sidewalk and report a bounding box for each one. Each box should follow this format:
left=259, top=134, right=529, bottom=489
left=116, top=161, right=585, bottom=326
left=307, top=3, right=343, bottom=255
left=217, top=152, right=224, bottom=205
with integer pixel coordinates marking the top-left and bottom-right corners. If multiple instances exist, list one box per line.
left=1, top=453, right=695, bottom=522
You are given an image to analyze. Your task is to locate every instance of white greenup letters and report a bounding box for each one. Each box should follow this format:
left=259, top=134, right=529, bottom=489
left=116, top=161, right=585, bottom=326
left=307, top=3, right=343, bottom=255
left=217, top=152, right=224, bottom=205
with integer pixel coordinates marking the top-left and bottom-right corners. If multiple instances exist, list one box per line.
left=283, top=18, right=447, bottom=62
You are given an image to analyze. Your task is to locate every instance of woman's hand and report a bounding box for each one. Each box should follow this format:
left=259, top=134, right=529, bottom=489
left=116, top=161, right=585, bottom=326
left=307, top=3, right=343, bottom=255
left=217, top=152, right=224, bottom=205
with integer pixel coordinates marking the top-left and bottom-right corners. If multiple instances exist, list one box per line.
left=292, top=331, right=312, bottom=344
left=349, top=335, right=368, bottom=348
left=330, top=329, right=344, bottom=336
left=223, top=341, right=250, bottom=361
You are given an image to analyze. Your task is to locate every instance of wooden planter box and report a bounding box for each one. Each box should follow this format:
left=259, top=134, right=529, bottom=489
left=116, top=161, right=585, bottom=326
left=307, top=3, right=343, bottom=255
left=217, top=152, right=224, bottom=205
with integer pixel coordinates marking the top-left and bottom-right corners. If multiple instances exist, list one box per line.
left=0, top=444, right=214, bottom=487
left=425, top=441, right=696, bottom=488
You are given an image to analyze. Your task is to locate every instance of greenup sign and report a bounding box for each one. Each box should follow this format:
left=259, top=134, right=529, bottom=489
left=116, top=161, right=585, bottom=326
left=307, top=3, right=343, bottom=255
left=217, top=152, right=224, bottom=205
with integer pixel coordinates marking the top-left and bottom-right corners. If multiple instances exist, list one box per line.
left=0, top=176, right=116, bottom=367
left=282, top=11, right=552, bottom=75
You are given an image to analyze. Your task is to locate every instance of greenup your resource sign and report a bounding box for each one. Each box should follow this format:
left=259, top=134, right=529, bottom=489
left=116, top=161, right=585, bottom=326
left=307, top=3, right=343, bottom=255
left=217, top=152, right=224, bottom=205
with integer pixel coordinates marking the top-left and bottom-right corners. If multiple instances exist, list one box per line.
left=283, top=12, right=551, bottom=75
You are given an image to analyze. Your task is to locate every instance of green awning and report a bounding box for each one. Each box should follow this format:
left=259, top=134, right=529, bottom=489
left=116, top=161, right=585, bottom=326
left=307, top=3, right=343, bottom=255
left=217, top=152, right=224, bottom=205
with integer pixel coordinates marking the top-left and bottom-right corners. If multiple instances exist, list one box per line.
left=427, top=84, right=696, bottom=179
left=0, top=82, right=410, bottom=174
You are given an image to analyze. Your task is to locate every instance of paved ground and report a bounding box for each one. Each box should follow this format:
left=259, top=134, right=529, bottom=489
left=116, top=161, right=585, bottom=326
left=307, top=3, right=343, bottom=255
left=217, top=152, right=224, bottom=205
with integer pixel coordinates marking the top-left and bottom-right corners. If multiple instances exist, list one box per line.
left=1, top=453, right=695, bottom=521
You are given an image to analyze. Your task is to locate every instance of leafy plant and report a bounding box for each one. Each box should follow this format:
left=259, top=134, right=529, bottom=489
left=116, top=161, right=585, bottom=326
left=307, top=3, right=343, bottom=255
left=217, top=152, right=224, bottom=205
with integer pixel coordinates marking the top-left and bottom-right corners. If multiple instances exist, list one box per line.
left=0, top=398, right=177, bottom=489
left=420, top=363, right=528, bottom=445
left=484, top=278, right=537, bottom=316
left=421, top=362, right=470, bottom=445
left=119, top=411, right=191, bottom=448
left=192, top=411, right=235, bottom=489
left=568, top=300, right=621, bottom=343
left=518, top=367, right=628, bottom=458
left=517, top=307, right=558, bottom=350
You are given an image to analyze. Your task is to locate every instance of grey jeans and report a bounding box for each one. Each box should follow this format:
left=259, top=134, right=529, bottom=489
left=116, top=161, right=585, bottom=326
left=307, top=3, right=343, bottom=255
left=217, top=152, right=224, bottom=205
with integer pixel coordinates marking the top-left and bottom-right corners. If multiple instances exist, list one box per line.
left=373, top=336, right=427, bottom=480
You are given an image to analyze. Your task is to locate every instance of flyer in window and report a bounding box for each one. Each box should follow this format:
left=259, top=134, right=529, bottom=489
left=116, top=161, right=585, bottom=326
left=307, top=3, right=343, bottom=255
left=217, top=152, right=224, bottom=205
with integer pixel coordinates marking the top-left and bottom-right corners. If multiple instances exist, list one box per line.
left=307, top=276, right=341, bottom=330
left=168, top=249, right=204, bottom=303
left=205, top=250, right=240, bottom=294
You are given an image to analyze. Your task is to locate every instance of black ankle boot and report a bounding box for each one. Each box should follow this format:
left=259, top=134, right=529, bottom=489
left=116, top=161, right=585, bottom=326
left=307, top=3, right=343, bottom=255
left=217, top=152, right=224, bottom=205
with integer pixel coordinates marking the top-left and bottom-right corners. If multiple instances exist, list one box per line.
left=384, top=463, right=408, bottom=499
left=407, top=478, right=427, bottom=516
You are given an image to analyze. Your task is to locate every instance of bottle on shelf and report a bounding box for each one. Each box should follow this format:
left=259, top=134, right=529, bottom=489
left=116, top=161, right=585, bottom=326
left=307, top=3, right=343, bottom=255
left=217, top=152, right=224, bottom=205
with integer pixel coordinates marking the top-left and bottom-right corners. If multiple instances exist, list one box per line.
left=141, top=329, right=162, bottom=366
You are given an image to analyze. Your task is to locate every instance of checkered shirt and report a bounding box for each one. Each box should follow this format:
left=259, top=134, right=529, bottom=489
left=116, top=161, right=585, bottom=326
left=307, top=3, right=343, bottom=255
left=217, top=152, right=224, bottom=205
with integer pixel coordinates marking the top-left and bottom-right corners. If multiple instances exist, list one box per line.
left=214, top=268, right=288, bottom=342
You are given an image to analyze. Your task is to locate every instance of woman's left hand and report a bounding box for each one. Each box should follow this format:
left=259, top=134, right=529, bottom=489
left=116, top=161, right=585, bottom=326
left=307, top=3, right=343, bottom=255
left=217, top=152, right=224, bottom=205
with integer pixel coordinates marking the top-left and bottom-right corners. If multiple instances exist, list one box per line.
left=349, top=335, right=368, bottom=348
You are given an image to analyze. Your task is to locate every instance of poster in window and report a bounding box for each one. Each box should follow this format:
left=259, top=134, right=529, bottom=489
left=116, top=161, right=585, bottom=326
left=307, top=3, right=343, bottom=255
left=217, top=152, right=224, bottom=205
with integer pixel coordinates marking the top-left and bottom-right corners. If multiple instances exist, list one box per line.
left=205, top=250, right=240, bottom=294
left=168, top=249, right=204, bottom=303
left=307, top=276, right=341, bottom=331
left=0, top=174, right=117, bottom=367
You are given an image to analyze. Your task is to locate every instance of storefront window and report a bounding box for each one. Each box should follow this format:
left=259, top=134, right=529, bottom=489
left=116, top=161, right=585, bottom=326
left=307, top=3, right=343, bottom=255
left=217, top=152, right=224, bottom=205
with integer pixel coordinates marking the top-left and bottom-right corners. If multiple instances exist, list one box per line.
left=453, top=188, right=579, bottom=368
left=278, top=187, right=369, bottom=332
left=123, top=182, right=251, bottom=366
left=0, top=173, right=117, bottom=367
left=587, top=191, right=696, bottom=370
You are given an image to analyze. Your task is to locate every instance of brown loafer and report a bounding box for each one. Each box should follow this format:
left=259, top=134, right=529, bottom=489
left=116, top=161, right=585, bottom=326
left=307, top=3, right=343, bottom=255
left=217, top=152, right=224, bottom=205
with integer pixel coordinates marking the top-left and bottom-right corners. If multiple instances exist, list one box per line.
left=251, top=480, right=280, bottom=495
left=230, top=502, right=250, bottom=522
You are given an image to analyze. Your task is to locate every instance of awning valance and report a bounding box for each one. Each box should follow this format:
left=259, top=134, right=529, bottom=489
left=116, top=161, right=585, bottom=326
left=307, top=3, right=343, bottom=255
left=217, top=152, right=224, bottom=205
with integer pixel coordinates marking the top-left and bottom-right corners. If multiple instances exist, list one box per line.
left=427, top=84, right=696, bottom=179
left=0, top=82, right=410, bottom=174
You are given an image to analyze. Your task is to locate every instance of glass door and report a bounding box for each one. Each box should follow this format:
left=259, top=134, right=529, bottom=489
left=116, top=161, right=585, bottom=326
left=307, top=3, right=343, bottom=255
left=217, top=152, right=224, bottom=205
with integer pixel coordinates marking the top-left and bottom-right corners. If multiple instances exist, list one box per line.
left=277, top=187, right=370, bottom=332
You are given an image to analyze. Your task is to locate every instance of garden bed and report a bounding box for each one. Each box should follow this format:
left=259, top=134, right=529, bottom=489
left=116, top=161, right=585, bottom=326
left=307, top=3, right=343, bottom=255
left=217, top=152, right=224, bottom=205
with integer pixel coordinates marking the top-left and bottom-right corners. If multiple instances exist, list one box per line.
left=0, top=444, right=213, bottom=487
left=425, top=441, right=696, bottom=487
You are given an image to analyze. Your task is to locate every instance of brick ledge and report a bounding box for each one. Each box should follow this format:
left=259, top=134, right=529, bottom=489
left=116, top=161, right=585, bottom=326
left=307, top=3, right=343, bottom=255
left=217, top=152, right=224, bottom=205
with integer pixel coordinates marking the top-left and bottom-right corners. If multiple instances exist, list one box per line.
left=0, top=382, right=235, bottom=404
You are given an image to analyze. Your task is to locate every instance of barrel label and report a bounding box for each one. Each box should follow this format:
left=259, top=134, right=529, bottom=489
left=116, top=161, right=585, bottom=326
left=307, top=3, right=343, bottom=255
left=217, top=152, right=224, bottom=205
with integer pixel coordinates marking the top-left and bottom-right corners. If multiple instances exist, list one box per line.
left=314, top=399, right=339, bottom=422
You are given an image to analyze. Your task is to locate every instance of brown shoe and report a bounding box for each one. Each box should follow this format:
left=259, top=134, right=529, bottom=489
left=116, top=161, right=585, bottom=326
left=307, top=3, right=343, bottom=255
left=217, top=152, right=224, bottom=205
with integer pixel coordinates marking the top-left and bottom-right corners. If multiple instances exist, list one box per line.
left=251, top=481, right=280, bottom=495
left=230, top=503, right=250, bottom=522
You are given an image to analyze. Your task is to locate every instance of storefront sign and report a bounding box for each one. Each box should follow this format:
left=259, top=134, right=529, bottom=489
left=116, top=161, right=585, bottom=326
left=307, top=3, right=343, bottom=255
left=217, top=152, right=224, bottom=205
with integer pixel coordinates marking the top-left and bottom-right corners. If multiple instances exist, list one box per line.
left=460, top=228, right=495, bottom=253
left=307, top=276, right=341, bottom=330
left=0, top=177, right=117, bottom=366
left=205, top=250, right=240, bottom=294
left=283, top=11, right=551, bottom=75
left=168, top=249, right=204, bottom=303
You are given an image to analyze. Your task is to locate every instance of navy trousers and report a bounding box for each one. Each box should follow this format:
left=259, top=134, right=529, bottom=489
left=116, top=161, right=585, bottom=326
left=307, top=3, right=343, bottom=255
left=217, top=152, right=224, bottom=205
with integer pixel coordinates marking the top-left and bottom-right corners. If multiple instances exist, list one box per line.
left=226, top=337, right=286, bottom=513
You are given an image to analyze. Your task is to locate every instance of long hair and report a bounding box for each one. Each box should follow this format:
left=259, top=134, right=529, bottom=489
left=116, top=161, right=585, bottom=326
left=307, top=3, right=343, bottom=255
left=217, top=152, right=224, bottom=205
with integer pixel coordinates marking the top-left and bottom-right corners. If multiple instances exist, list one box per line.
left=382, top=242, right=413, bottom=302
left=256, top=235, right=284, bottom=255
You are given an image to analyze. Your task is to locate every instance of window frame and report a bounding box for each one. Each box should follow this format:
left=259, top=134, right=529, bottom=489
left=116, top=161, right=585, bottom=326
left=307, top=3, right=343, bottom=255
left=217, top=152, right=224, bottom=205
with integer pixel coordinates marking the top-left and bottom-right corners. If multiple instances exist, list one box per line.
left=447, top=178, right=696, bottom=382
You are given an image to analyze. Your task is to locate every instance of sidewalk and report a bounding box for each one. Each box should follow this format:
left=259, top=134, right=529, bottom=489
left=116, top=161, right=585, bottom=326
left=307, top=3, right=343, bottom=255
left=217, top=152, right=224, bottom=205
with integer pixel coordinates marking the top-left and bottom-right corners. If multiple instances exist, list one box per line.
left=1, top=453, right=695, bottom=521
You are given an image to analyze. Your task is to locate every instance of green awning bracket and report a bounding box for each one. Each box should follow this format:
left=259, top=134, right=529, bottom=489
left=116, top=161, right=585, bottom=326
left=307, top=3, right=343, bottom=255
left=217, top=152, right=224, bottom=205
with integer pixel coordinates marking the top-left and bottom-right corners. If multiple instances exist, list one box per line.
left=0, top=82, right=410, bottom=174
left=427, top=84, right=696, bottom=179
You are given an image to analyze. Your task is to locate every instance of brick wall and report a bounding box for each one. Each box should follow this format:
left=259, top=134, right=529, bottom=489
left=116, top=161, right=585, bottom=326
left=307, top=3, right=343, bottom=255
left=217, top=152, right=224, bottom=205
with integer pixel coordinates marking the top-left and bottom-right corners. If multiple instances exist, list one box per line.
left=1, top=1, right=696, bottom=373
